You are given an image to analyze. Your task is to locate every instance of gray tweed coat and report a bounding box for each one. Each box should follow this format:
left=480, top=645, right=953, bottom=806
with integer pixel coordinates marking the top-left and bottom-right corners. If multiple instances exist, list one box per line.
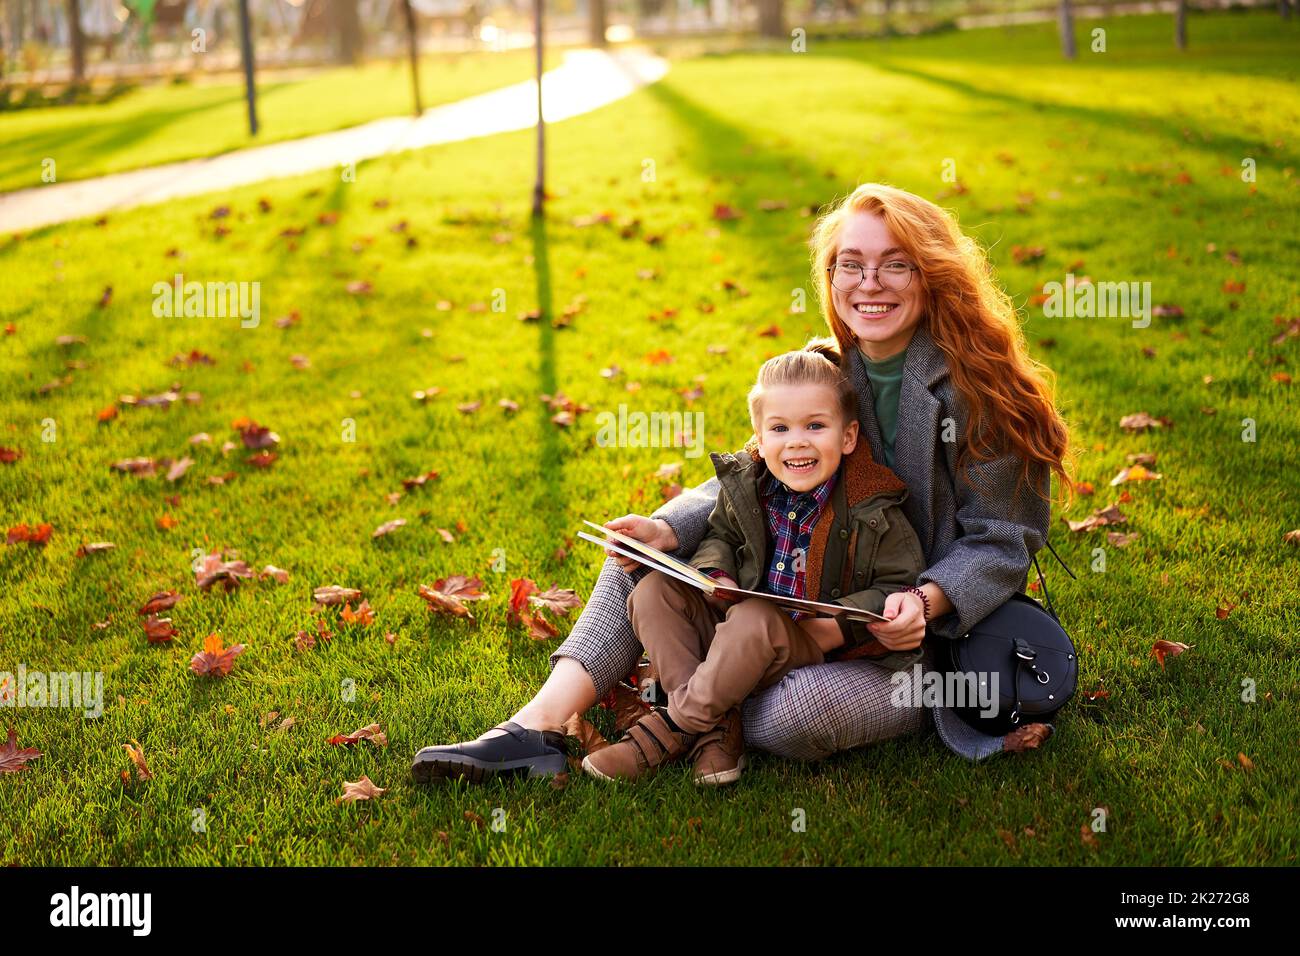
left=652, top=322, right=1052, bottom=643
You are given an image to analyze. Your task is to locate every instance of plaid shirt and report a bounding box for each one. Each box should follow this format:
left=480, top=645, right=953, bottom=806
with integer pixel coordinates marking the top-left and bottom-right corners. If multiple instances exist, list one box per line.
left=705, top=468, right=838, bottom=621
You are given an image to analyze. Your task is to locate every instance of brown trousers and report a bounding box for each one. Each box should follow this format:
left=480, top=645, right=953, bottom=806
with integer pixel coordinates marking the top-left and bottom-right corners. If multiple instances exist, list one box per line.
left=626, top=571, right=826, bottom=735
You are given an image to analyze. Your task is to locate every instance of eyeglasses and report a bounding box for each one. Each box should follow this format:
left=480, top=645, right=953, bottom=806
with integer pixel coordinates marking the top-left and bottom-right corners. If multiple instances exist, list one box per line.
left=827, top=259, right=918, bottom=292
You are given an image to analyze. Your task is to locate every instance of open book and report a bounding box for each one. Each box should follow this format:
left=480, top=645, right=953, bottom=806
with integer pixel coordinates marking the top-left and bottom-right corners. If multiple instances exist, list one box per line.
left=577, top=519, right=889, bottom=623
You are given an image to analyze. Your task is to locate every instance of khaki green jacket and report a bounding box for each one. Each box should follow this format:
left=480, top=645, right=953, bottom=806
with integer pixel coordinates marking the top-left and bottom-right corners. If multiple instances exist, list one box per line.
left=687, top=440, right=928, bottom=669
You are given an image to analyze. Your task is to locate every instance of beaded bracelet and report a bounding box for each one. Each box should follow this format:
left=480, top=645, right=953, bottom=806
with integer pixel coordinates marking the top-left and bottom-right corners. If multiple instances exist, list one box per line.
left=902, top=586, right=931, bottom=622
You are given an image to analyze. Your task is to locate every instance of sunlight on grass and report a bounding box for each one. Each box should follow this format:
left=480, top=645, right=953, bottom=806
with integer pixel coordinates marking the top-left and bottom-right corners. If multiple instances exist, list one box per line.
left=0, top=10, right=1296, bottom=866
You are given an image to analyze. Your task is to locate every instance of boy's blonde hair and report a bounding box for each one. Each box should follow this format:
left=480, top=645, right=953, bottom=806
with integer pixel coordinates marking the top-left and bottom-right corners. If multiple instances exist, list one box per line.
left=746, top=338, right=857, bottom=430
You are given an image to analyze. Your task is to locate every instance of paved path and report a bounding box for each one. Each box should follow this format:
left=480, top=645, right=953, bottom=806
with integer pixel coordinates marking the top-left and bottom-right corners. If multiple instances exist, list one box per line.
left=0, top=48, right=668, bottom=233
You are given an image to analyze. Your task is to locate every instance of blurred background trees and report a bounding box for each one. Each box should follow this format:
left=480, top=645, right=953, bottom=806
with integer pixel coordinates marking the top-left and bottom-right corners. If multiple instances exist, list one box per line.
left=0, top=0, right=1292, bottom=93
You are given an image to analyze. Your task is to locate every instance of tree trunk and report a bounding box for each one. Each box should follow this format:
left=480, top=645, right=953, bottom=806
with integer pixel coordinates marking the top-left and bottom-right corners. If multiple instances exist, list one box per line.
left=237, top=0, right=258, bottom=135
left=331, top=0, right=363, bottom=65
left=65, top=0, right=85, bottom=82
left=757, top=0, right=784, bottom=39
left=1058, top=0, right=1076, bottom=59
left=1175, top=0, right=1187, bottom=49
left=589, top=0, right=607, bottom=47
left=532, top=0, right=545, bottom=218
left=400, top=0, right=421, bottom=115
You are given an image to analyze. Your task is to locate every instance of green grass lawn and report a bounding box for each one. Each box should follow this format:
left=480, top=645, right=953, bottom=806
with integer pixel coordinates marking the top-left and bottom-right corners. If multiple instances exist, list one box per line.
left=1, top=9, right=1297, bottom=866
left=0, top=48, right=560, bottom=194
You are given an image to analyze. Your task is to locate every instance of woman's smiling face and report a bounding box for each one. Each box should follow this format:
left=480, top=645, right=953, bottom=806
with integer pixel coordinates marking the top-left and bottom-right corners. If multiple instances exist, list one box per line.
left=831, top=212, right=925, bottom=360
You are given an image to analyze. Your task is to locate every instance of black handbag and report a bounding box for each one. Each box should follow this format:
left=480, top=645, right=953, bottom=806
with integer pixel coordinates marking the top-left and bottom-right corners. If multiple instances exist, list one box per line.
left=944, top=541, right=1078, bottom=735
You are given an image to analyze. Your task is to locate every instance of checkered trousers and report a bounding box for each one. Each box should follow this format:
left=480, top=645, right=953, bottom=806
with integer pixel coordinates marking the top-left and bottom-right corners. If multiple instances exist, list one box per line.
left=551, top=556, right=932, bottom=761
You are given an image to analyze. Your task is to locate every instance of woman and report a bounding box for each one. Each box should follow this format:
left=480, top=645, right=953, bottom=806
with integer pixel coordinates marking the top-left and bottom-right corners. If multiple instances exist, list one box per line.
left=411, top=182, right=1072, bottom=782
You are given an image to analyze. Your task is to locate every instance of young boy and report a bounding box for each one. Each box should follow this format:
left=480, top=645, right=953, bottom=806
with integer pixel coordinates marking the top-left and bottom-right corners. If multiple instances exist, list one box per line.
left=583, top=344, right=930, bottom=786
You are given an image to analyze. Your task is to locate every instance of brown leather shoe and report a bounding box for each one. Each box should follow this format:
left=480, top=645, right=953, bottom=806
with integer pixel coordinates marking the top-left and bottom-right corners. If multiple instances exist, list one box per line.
left=689, top=707, right=746, bottom=786
left=581, top=708, right=695, bottom=783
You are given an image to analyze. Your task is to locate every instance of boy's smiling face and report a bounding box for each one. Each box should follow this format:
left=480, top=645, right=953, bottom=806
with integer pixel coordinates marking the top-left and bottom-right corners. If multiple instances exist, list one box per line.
left=754, top=383, right=859, bottom=492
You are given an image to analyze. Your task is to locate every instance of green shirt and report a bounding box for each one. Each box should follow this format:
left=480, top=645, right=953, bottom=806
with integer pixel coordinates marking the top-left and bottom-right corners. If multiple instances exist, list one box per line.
left=859, top=345, right=907, bottom=469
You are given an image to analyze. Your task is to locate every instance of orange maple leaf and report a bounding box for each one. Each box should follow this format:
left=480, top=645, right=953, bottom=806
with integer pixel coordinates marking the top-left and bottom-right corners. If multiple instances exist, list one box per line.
left=190, top=633, right=245, bottom=677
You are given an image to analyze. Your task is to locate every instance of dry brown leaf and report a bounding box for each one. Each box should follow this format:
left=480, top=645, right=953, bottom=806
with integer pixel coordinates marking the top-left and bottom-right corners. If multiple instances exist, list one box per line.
left=233, top=420, right=280, bottom=450
left=76, top=541, right=116, bottom=556
left=401, top=470, right=439, bottom=489
left=605, top=682, right=652, bottom=733
left=327, top=723, right=388, bottom=747
left=259, top=564, right=290, bottom=583
left=338, top=775, right=385, bottom=802
left=0, top=726, right=43, bottom=773
left=314, top=585, right=362, bottom=606
left=523, top=613, right=559, bottom=641
left=165, top=457, right=194, bottom=482
left=112, top=457, right=157, bottom=476
left=195, top=550, right=254, bottom=592
left=1150, top=640, right=1193, bottom=670
left=1065, top=504, right=1129, bottom=533
left=1109, top=464, right=1162, bottom=486
left=189, top=633, right=245, bottom=677
left=1003, top=723, right=1053, bottom=753
left=563, top=713, right=610, bottom=755
left=1119, top=412, right=1172, bottom=432
left=138, top=590, right=182, bottom=615
left=123, top=740, right=153, bottom=781
left=142, top=615, right=177, bottom=644
left=529, top=586, right=584, bottom=618
left=417, top=576, right=488, bottom=619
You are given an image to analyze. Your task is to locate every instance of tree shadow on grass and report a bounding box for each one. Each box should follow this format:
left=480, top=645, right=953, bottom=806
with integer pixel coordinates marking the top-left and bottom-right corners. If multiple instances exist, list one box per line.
left=644, top=78, right=841, bottom=222
left=858, top=59, right=1299, bottom=174
left=530, top=213, right=563, bottom=518
left=500, top=213, right=565, bottom=671
left=0, top=75, right=329, bottom=194
left=0, top=96, right=253, bottom=192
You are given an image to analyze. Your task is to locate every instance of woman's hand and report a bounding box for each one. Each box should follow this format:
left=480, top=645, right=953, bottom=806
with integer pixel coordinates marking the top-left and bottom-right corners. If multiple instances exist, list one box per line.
left=602, top=515, right=680, bottom=573
left=866, top=590, right=928, bottom=650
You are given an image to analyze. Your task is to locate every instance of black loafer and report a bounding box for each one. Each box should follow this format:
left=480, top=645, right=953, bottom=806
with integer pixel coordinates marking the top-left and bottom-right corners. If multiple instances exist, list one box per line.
left=411, top=721, right=569, bottom=784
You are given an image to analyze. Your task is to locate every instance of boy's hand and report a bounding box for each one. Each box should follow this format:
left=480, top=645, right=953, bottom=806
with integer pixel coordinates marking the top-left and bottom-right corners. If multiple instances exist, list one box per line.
left=602, top=515, right=680, bottom=573
left=706, top=574, right=741, bottom=609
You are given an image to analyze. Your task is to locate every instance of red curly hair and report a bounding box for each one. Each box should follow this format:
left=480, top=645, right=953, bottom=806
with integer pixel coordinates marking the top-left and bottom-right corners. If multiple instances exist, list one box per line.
left=808, top=183, right=1073, bottom=503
